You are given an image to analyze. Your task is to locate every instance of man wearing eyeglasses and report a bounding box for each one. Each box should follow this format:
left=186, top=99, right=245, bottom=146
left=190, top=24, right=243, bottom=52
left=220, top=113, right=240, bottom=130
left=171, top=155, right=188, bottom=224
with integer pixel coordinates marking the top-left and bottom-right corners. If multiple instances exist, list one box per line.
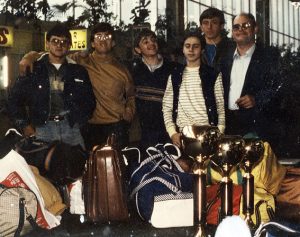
left=223, top=13, right=281, bottom=144
left=69, top=23, right=135, bottom=150
left=18, top=23, right=135, bottom=151
left=8, top=23, right=96, bottom=149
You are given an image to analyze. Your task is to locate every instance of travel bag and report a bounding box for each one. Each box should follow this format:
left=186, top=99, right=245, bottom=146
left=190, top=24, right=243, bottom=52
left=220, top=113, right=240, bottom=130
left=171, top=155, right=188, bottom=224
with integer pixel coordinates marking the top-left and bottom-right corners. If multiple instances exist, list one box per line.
left=128, top=143, right=194, bottom=228
left=83, top=135, right=129, bottom=223
left=0, top=184, right=38, bottom=237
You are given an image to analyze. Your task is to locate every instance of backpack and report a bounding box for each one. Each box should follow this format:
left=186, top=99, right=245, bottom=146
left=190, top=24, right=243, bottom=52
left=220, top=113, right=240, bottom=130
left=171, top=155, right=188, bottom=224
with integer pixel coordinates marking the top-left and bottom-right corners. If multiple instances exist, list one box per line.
left=0, top=184, right=38, bottom=237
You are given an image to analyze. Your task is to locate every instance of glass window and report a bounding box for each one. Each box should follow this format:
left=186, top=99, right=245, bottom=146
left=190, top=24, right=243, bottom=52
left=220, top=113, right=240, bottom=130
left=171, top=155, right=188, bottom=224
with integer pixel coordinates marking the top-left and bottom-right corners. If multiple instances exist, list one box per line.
left=187, top=1, right=200, bottom=30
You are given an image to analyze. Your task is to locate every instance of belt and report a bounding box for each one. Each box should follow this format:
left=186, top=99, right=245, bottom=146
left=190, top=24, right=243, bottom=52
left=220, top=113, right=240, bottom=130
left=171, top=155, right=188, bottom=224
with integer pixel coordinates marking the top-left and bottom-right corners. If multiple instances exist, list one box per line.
left=48, top=115, right=65, bottom=122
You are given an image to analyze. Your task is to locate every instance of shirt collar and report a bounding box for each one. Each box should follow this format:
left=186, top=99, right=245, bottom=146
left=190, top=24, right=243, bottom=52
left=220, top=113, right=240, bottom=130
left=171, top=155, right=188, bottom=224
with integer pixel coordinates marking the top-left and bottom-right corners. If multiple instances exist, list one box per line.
left=233, top=44, right=256, bottom=59
left=142, top=54, right=163, bottom=72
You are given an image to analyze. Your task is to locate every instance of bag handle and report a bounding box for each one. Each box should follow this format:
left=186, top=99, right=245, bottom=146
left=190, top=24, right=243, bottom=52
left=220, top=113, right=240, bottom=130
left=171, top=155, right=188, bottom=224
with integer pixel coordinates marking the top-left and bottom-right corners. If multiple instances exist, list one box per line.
left=163, top=143, right=181, bottom=160
left=130, top=145, right=184, bottom=183
left=254, top=221, right=300, bottom=237
left=130, top=175, right=181, bottom=199
left=156, top=144, right=185, bottom=173
left=107, top=133, right=116, bottom=147
left=129, top=152, right=167, bottom=184
left=122, top=147, right=141, bottom=165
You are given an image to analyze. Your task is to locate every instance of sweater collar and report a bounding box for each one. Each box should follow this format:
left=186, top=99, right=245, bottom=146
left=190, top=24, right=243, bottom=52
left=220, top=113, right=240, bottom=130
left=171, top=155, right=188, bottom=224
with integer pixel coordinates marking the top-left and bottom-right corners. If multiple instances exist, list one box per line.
left=91, top=51, right=115, bottom=63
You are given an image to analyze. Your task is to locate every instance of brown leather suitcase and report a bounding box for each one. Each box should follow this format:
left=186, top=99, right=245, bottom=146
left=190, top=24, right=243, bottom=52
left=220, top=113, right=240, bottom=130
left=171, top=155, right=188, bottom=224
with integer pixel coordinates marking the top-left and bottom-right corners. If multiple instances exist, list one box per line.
left=83, top=135, right=129, bottom=222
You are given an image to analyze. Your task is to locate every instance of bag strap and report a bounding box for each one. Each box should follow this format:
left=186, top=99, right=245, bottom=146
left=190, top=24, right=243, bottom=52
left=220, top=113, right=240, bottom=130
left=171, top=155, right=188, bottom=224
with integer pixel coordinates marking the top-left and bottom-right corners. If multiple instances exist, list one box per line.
left=163, top=143, right=181, bottom=160
left=130, top=145, right=185, bottom=185
left=122, top=147, right=141, bottom=165
left=129, top=151, right=166, bottom=181
left=14, top=198, right=26, bottom=237
left=130, top=175, right=181, bottom=199
left=254, top=221, right=300, bottom=237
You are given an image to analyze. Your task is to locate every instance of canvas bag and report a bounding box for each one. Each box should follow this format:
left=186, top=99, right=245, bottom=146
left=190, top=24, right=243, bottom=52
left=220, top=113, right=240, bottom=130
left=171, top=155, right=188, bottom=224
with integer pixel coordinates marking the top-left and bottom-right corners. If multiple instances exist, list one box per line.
left=0, top=184, right=38, bottom=237
left=128, top=143, right=194, bottom=228
left=0, top=149, right=61, bottom=230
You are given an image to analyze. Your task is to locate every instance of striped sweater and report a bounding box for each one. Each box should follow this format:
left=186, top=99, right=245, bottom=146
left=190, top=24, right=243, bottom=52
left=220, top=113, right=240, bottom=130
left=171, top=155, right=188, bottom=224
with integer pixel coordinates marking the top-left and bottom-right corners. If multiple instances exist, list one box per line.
left=162, top=66, right=225, bottom=138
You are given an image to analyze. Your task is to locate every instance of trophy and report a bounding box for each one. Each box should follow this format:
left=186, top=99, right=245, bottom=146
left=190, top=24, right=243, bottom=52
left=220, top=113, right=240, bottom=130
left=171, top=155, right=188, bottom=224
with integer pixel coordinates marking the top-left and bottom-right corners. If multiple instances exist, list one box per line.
left=240, top=138, right=264, bottom=230
left=181, top=125, right=220, bottom=237
left=210, top=135, right=245, bottom=222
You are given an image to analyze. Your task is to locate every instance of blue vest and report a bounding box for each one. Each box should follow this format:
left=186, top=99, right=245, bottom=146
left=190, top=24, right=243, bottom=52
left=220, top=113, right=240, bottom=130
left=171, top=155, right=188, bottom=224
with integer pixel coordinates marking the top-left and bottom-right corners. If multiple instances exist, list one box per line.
left=171, top=64, right=219, bottom=127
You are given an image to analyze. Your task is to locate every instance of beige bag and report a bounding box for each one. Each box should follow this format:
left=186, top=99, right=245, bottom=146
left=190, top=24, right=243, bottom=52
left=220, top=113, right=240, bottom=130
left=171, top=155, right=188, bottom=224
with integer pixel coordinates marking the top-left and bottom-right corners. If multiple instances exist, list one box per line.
left=0, top=184, right=38, bottom=237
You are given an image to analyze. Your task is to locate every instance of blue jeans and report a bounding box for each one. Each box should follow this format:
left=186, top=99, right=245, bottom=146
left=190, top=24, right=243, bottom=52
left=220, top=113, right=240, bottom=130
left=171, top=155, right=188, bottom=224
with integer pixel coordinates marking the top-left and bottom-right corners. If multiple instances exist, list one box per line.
left=35, top=120, right=85, bottom=149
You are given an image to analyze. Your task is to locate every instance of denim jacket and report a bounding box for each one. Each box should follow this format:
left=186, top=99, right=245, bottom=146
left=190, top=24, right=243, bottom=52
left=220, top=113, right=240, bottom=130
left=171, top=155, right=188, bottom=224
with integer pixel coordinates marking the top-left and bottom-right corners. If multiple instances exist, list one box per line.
left=8, top=54, right=96, bottom=129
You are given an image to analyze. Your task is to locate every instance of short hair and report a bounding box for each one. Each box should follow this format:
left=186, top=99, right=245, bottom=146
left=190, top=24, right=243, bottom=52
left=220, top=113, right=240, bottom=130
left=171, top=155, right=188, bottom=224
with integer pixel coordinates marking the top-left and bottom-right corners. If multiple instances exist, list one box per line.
left=134, top=29, right=157, bottom=48
left=46, top=23, right=71, bottom=43
left=90, top=22, right=115, bottom=42
left=233, top=12, right=257, bottom=27
left=200, top=7, right=225, bottom=25
left=183, top=31, right=203, bottom=48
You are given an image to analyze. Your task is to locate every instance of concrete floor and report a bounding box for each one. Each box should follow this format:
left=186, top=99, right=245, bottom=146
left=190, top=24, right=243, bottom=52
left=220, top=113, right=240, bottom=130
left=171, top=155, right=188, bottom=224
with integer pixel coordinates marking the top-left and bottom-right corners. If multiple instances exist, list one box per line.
left=24, top=210, right=217, bottom=237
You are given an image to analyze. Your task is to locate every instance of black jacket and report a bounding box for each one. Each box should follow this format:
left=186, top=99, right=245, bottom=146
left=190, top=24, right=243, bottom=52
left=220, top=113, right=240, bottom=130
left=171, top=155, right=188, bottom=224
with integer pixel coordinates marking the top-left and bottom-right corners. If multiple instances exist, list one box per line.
left=8, top=54, right=96, bottom=129
left=201, top=36, right=236, bottom=72
left=221, top=44, right=281, bottom=138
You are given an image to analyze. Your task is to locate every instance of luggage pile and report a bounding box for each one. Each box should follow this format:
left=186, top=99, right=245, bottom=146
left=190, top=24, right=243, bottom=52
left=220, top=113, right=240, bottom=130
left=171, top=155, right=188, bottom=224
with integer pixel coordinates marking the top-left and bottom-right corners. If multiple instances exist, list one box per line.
left=1, top=127, right=300, bottom=237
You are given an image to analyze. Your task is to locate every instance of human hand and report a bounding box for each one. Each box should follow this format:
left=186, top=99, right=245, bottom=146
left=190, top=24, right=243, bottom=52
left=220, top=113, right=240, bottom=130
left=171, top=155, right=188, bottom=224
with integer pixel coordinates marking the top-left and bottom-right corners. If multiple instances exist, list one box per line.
left=171, top=133, right=182, bottom=148
left=19, top=58, right=33, bottom=76
left=236, top=95, right=255, bottom=109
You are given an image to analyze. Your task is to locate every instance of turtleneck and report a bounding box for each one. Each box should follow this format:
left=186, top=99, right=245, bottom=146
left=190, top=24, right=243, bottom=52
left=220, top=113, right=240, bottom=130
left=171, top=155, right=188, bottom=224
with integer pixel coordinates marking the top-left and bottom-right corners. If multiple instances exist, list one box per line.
left=91, top=51, right=115, bottom=64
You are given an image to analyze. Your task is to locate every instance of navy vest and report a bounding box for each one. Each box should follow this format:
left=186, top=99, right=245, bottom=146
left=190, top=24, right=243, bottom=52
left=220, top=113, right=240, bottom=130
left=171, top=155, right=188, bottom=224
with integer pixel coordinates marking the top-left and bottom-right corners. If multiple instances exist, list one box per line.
left=171, top=64, right=219, bottom=127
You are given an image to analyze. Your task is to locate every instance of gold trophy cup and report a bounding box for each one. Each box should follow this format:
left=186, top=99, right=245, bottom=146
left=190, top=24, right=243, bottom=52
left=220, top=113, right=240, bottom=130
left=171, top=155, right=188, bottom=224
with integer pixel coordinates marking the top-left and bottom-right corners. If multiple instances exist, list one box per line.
left=240, top=138, right=264, bottom=230
left=181, top=125, right=220, bottom=237
left=210, top=135, right=245, bottom=222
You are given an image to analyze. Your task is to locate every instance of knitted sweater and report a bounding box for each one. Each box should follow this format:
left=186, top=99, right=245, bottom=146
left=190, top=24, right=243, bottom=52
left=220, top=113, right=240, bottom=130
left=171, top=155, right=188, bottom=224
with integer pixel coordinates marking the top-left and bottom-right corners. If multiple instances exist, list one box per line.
left=133, top=58, right=176, bottom=132
left=68, top=52, right=135, bottom=124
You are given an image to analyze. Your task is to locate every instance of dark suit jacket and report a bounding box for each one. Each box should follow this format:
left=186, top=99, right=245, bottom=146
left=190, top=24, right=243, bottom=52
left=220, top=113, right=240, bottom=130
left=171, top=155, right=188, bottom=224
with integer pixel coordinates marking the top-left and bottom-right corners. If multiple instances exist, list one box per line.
left=221, top=44, right=281, bottom=139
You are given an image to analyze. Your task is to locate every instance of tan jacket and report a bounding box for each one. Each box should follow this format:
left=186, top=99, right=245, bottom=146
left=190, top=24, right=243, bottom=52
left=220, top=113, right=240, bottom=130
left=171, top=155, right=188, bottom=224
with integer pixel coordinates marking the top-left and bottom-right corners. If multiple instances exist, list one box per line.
left=69, top=52, right=135, bottom=124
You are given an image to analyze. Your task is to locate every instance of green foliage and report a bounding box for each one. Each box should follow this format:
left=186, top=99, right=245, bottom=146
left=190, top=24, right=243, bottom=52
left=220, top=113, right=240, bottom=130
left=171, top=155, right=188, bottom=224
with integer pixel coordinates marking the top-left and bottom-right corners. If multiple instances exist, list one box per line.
left=80, top=0, right=114, bottom=27
left=130, top=0, right=151, bottom=25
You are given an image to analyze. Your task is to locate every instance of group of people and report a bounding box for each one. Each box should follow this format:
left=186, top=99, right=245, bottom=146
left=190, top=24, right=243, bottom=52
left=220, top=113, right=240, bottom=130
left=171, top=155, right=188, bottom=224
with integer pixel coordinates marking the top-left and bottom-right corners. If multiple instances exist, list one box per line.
left=7, top=7, right=281, bottom=155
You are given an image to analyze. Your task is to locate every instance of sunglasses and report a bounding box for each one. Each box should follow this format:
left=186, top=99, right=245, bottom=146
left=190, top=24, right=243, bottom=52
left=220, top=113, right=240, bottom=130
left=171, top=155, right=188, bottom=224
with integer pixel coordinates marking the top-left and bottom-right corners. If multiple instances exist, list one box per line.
left=94, top=33, right=112, bottom=41
left=50, top=38, right=70, bottom=47
left=232, top=22, right=252, bottom=31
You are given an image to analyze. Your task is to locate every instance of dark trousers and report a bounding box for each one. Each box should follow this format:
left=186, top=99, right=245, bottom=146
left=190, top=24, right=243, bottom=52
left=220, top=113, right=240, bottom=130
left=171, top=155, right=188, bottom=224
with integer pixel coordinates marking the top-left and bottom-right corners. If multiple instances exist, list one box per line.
left=81, top=121, right=129, bottom=152
left=225, top=110, right=257, bottom=137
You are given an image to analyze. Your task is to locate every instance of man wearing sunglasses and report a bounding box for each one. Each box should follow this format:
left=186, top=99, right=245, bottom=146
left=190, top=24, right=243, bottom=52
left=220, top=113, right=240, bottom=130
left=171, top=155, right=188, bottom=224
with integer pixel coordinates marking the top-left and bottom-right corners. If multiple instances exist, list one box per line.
left=222, top=13, right=281, bottom=145
left=8, top=23, right=96, bottom=149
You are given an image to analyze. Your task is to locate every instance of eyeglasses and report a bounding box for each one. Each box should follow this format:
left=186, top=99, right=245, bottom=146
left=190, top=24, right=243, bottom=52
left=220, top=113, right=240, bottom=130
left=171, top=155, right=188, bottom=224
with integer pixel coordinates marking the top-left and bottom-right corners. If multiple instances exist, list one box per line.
left=50, top=38, right=70, bottom=47
left=232, top=22, right=252, bottom=32
left=94, top=33, right=112, bottom=41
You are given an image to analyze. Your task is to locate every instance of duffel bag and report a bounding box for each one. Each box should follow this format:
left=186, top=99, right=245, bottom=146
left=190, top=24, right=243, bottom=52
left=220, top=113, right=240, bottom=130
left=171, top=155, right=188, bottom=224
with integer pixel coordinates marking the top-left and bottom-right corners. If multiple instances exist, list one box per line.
left=128, top=143, right=194, bottom=228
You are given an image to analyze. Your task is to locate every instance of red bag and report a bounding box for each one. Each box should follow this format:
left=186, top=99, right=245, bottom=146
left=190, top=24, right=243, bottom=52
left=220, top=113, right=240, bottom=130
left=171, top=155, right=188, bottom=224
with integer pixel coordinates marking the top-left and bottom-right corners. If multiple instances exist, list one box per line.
left=206, top=183, right=243, bottom=225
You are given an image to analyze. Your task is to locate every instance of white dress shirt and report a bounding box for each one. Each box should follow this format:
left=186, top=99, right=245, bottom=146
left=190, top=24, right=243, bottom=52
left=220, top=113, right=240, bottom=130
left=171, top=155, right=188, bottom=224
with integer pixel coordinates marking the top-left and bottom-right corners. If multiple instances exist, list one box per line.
left=229, top=44, right=256, bottom=110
